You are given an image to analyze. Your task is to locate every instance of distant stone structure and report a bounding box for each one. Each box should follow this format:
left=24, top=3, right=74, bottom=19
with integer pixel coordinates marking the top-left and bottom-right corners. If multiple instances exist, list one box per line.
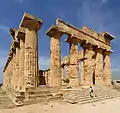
left=2, top=13, right=114, bottom=104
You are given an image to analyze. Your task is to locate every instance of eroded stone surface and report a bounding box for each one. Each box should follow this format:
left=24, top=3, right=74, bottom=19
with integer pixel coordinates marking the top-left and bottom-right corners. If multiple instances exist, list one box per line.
left=3, top=14, right=114, bottom=104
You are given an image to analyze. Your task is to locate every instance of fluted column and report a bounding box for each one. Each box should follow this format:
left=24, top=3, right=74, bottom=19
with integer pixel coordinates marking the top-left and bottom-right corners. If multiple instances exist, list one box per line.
left=47, top=70, right=50, bottom=86
left=14, top=40, right=20, bottom=90
left=46, top=26, right=62, bottom=87
left=8, top=57, right=12, bottom=89
left=19, top=16, right=42, bottom=88
left=24, top=29, right=38, bottom=88
left=7, top=62, right=11, bottom=89
left=19, top=13, right=43, bottom=89
left=11, top=48, right=16, bottom=90
left=3, top=70, right=7, bottom=88
left=80, top=61, right=84, bottom=84
left=103, top=51, right=112, bottom=85
left=61, top=66, right=64, bottom=85
left=65, top=64, right=70, bottom=80
left=17, top=31, right=25, bottom=91
left=67, top=37, right=79, bottom=87
left=94, top=48, right=104, bottom=85
left=82, top=47, right=95, bottom=86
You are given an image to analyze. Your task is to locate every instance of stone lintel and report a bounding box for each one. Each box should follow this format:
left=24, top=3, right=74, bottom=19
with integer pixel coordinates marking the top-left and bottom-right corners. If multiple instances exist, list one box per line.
left=93, top=47, right=103, bottom=52
left=46, top=26, right=63, bottom=38
left=101, top=32, right=115, bottom=40
left=56, top=18, right=112, bottom=50
left=19, top=12, right=43, bottom=30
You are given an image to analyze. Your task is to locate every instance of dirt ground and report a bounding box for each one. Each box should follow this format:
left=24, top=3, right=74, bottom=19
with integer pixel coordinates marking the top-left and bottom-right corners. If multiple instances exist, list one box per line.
left=0, top=98, right=120, bottom=113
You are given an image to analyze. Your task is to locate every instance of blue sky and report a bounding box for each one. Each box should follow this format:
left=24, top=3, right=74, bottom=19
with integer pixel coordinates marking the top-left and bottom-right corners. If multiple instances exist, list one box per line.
left=0, top=0, right=120, bottom=82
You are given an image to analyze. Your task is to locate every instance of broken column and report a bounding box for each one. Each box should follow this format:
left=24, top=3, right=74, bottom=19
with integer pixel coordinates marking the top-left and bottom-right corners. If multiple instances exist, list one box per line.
left=19, top=13, right=43, bottom=88
left=66, top=36, right=79, bottom=87
left=46, top=26, right=62, bottom=87
left=103, top=51, right=112, bottom=85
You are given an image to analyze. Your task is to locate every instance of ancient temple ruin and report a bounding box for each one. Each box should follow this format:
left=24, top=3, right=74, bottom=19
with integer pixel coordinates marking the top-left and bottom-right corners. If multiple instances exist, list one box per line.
left=2, top=13, right=115, bottom=104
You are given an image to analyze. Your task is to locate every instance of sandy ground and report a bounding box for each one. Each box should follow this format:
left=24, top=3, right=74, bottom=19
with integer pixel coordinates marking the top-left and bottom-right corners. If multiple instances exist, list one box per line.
left=0, top=98, right=120, bottom=113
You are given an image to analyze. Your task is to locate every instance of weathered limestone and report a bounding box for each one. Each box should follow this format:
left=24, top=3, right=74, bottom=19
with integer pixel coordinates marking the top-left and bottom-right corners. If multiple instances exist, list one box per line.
left=103, top=51, right=112, bottom=85
left=82, top=48, right=95, bottom=86
left=14, top=39, right=20, bottom=90
left=3, top=14, right=115, bottom=103
left=19, top=13, right=43, bottom=88
left=46, top=26, right=62, bottom=87
left=94, top=48, right=104, bottom=85
left=10, top=28, right=19, bottom=90
left=17, top=28, right=25, bottom=91
left=66, top=37, right=79, bottom=87
left=56, top=19, right=111, bottom=51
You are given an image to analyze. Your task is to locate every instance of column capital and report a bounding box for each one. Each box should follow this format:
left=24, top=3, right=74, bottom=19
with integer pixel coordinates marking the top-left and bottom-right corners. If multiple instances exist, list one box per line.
left=65, top=35, right=79, bottom=44
left=103, top=50, right=113, bottom=55
left=16, top=27, right=26, bottom=41
left=19, top=12, right=43, bottom=31
left=46, top=26, right=63, bottom=38
left=10, top=28, right=18, bottom=40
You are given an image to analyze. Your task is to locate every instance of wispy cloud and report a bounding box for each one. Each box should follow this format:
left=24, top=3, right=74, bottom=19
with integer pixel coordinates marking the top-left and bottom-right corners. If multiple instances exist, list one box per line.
left=101, top=0, right=109, bottom=4
left=14, top=0, right=25, bottom=3
left=0, top=25, right=9, bottom=34
left=39, top=56, right=50, bottom=70
left=77, top=0, right=120, bottom=79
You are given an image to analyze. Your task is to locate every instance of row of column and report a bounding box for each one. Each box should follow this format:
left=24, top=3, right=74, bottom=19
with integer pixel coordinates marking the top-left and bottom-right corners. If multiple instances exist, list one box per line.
left=3, top=13, right=43, bottom=92
left=46, top=27, right=112, bottom=87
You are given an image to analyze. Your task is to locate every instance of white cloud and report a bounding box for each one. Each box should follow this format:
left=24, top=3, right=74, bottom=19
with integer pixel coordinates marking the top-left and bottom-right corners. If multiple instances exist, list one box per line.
left=39, top=56, right=50, bottom=70
left=0, top=25, right=9, bottom=34
left=101, top=0, right=109, bottom=4
left=77, top=0, right=120, bottom=79
left=14, top=0, right=25, bottom=3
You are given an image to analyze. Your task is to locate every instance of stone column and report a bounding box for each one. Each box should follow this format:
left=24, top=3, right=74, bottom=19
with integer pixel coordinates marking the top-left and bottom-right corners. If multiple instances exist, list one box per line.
left=19, top=13, right=43, bottom=89
left=61, top=66, right=64, bottom=85
left=11, top=48, right=16, bottom=90
left=7, top=62, right=10, bottom=89
left=67, top=37, right=79, bottom=87
left=3, top=70, right=7, bottom=88
left=103, top=51, right=112, bottom=85
left=5, top=67, right=9, bottom=88
left=18, top=32, right=25, bottom=91
left=14, top=39, right=20, bottom=90
left=46, top=27, right=62, bottom=87
left=80, top=60, right=84, bottom=84
left=24, top=29, right=39, bottom=88
left=66, top=64, right=70, bottom=80
left=94, top=48, right=104, bottom=85
left=47, top=70, right=50, bottom=86
left=82, top=47, right=95, bottom=86
left=44, top=71, right=48, bottom=85
left=8, top=57, right=12, bottom=89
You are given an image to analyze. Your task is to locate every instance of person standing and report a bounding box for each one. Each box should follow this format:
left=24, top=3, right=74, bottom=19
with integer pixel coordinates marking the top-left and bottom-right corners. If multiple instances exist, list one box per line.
left=89, top=86, right=94, bottom=98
